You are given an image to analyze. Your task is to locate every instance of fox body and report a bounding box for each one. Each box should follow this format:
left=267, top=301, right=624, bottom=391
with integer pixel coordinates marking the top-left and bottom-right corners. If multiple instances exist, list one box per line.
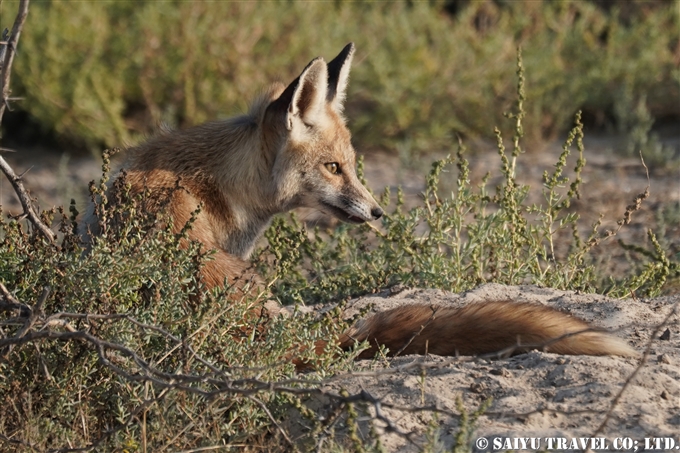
left=92, top=44, right=636, bottom=360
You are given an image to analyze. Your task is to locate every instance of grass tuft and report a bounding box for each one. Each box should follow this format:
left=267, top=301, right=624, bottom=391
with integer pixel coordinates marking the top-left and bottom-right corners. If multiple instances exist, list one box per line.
left=1, top=42, right=678, bottom=451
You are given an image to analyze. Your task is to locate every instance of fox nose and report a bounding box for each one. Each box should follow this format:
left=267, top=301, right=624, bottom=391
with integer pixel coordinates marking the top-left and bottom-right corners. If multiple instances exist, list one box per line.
left=371, top=206, right=383, bottom=220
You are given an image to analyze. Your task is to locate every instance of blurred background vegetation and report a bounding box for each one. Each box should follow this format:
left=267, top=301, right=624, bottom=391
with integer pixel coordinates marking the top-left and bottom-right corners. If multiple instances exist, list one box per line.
left=0, top=2, right=679, bottom=449
left=1, top=0, right=678, bottom=160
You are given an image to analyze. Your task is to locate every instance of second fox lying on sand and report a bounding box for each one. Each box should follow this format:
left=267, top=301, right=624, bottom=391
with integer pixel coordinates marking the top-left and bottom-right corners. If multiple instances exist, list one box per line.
left=86, top=43, right=637, bottom=361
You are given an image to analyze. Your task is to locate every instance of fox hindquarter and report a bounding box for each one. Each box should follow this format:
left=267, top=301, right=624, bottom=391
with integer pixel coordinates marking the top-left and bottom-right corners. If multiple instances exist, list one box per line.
left=93, top=43, right=637, bottom=363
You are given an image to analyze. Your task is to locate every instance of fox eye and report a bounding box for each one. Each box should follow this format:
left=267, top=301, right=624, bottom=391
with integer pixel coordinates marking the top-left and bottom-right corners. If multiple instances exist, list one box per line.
left=324, top=162, right=340, bottom=175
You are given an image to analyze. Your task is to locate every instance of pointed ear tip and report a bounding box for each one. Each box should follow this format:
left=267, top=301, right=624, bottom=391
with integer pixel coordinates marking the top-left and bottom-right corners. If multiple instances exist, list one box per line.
left=296, top=57, right=328, bottom=84
left=309, top=58, right=329, bottom=76
left=305, top=57, right=327, bottom=72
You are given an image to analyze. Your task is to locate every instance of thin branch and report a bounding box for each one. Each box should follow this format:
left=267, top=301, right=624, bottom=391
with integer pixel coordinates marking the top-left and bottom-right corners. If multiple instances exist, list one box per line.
left=1, top=286, right=49, bottom=358
left=248, top=395, right=298, bottom=451
left=0, top=1, right=55, bottom=243
left=0, top=281, right=31, bottom=315
left=43, top=311, right=234, bottom=379
left=389, top=305, right=439, bottom=360
left=0, top=29, right=9, bottom=79
left=0, top=156, right=56, bottom=242
left=0, top=432, right=39, bottom=452
left=0, top=0, right=29, bottom=123
left=590, top=302, right=678, bottom=438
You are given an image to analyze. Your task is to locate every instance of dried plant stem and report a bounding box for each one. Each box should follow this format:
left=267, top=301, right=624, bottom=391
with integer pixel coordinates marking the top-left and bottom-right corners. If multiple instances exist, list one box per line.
left=0, top=157, right=56, bottom=241
left=590, top=302, right=678, bottom=438
left=0, top=0, right=54, bottom=242
left=0, top=0, right=29, bottom=123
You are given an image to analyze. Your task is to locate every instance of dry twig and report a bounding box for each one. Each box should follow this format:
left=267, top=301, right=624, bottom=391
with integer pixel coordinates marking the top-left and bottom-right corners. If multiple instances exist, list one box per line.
left=590, top=302, right=678, bottom=438
left=0, top=0, right=29, bottom=122
left=0, top=0, right=55, bottom=242
left=1, top=288, right=673, bottom=453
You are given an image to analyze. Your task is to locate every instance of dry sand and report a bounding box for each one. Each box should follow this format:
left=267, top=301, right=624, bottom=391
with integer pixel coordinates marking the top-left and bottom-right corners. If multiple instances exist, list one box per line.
left=293, top=284, right=679, bottom=452
left=2, top=140, right=679, bottom=452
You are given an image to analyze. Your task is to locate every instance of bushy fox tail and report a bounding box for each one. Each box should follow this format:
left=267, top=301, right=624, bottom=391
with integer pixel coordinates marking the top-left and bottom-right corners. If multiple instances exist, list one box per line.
left=336, top=301, right=637, bottom=359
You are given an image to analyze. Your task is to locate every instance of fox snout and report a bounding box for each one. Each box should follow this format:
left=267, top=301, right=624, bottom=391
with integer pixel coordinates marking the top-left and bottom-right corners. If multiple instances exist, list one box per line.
left=347, top=203, right=383, bottom=223
left=337, top=181, right=384, bottom=224
left=321, top=194, right=383, bottom=224
left=343, top=205, right=383, bottom=224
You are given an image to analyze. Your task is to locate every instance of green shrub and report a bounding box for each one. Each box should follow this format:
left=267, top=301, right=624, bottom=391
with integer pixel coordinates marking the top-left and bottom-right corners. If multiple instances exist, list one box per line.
left=0, top=152, right=355, bottom=451
left=262, top=56, right=678, bottom=303
left=1, top=47, right=678, bottom=452
left=6, top=0, right=679, bottom=156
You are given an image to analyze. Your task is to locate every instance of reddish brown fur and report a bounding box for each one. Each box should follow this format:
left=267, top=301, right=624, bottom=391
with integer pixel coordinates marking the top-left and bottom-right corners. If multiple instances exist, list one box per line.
left=87, top=44, right=636, bottom=365
left=337, top=302, right=636, bottom=359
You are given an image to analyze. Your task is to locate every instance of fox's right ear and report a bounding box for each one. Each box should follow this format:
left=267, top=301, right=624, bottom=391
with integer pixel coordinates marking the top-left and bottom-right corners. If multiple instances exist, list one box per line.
left=326, top=43, right=355, bottom=112
left=268, top=57, right=328, bottom=132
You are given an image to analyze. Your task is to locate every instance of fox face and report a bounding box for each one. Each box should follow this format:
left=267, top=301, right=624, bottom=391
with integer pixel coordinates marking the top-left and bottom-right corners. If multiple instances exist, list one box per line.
left=105, top=44, right=382, bottom=261
left=263, top=44, right=383, bottom=224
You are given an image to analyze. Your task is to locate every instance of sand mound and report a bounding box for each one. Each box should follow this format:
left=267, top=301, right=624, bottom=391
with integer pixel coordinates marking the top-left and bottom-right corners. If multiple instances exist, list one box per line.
left=295, top=284, right=679, bottom=451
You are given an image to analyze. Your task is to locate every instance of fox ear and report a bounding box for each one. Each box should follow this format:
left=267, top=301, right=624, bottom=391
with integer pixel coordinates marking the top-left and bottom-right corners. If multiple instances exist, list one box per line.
left=326, top=43, right=355, bottom=112
left=272, top=57, right=328, bottom=131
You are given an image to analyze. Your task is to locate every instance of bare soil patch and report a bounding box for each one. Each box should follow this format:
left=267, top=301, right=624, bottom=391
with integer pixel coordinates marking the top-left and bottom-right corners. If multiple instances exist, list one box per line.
left=1, top=138, right=679, bottom=450
left=297, top=284, right=679, bottom=451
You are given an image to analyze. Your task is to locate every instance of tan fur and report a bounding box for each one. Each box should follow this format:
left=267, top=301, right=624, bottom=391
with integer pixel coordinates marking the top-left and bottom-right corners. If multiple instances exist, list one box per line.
left=86, top=44, right=636, bottom=363
left=338, top=302, right=637, bottom=359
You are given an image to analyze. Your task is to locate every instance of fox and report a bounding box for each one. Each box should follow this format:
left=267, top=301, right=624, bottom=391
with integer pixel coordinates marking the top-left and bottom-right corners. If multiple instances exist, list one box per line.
left=87, top=43, right=637, bottom=363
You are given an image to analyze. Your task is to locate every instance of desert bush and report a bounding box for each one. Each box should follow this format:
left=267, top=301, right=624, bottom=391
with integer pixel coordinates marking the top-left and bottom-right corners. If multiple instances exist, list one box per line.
left=4, top=0, right=679, bottom=156
left=0, top=151, right=357, bottom=451
left=1, top=48, right=678, bottom=452
left=262, top=53, right=678, bottom=304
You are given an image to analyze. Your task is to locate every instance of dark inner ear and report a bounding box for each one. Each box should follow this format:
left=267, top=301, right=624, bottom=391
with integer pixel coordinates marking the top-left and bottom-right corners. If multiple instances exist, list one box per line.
left=326, top=42, right=354, bottom=102
left=293, top=58, right=327, bottom=119
left=265, top=76, right=299, bottom=119
left=269, top=58, right=326, bottom=119
left=296, top=80, right=316, bottom=115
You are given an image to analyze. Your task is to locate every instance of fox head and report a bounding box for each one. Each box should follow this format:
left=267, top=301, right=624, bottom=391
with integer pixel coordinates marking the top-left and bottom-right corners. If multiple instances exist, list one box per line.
left=262, top=43, right=383, bottom=224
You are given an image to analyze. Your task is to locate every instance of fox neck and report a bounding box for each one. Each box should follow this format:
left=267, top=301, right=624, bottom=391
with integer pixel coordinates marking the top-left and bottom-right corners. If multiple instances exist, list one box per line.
left=186, top=117, right=296, bottom=258
left=125, top=115, right=294, bottom=260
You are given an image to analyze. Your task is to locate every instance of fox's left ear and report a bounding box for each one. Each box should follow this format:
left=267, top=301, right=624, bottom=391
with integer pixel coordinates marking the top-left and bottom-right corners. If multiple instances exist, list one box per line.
left=266, top=57, right=329, bottom=134
left=326, top=43, right=355, bottom=112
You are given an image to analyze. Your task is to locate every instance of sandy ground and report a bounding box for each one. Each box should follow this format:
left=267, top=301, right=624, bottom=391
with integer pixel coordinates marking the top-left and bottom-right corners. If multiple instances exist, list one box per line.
left=2, top=134, right=679, bottom=228
left=1, top=137, right=679, bottom=452
left=297, top=284, right=680, bottom=452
